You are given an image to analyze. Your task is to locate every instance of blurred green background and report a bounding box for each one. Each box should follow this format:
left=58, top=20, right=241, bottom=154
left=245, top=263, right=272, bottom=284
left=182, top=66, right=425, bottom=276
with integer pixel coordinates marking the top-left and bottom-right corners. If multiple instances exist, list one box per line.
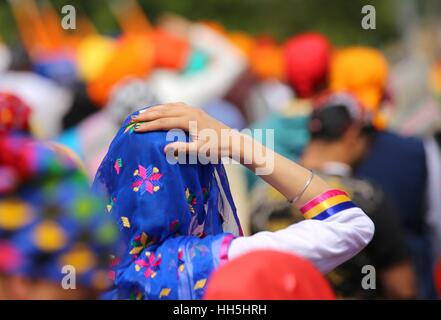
left=1, top=0, right=440, bottom=46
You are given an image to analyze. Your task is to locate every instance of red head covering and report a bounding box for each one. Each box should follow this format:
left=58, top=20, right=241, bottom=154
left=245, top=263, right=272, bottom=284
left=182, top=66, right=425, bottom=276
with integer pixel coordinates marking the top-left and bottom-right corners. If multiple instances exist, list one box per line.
left=284, top=33, right=331, bottom=98
left=0, top=93, right=32, bottom=134
left=204, top=250, right=335, bottom=300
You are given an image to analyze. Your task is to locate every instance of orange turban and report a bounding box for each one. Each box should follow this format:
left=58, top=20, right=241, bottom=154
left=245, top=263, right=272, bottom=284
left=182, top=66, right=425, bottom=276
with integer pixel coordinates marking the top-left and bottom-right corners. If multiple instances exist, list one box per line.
left=152, top=28, right=190, bottom=71
left=87, top=33, right=154, bottom=106
left=430, top=58, right=441, bottom=96
left=250, top=37, right=285, bottom=81
left=330, top=47, right=389, bottom=112
left=200, top=20, right=226, bottom=35
left=228, top=32, right=255, bottom=59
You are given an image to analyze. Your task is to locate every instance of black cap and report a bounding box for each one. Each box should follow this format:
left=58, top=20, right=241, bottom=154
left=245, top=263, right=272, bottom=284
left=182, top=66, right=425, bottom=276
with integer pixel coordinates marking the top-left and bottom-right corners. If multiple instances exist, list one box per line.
left=309, top=92, right=374, bottom=141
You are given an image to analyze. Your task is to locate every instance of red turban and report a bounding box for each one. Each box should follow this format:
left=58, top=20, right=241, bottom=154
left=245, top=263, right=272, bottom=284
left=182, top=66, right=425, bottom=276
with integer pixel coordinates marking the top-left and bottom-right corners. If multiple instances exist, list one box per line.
left=284, top=33, right=331, bottom=98
left=204, top=250, right=335, bottom=300
left=0, top=93, right=32, bottom=134
left=250, top=36, right=285, bottom=81
left=152, top=28, right=190, bottom=71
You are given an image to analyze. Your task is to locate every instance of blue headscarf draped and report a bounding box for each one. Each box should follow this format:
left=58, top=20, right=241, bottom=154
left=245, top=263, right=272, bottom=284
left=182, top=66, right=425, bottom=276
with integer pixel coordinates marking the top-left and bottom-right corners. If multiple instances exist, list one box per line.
left=93, top=108, right=242, bottom=300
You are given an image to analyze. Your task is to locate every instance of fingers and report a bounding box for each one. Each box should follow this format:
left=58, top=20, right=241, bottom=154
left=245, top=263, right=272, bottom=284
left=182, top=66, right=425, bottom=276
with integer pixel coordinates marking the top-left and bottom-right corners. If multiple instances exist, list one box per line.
left=164, top=141, right=198, bottom=154
left=133, top=117, right=187, bottom=132
left=131, top=103, right=189, bottom=123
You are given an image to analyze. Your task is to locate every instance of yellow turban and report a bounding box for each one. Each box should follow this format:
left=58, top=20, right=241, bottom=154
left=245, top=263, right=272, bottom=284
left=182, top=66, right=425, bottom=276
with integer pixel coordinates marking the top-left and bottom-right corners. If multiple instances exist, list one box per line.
left=430, top=59, right=441, bottom=96
left=228, top=32, right=255, bottom=59
left=87, top=33, right=155, bottom=106
left=250, top=38, right=285, bottom=81
left=330, top=47, right=388, bottom=112
left=76, top=35, right=116, bottom=82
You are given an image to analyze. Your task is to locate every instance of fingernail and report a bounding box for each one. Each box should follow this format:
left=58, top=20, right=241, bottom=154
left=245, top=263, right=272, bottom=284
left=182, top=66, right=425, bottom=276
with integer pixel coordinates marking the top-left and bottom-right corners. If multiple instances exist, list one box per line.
left=134, top=124, right=140, bottom=130
left=132, top=115, right=139, bottom=120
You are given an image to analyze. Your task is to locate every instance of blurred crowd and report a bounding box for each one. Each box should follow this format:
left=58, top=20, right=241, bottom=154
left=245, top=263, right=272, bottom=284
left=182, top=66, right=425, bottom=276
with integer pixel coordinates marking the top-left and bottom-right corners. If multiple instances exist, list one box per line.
left=1, top=0, right=441, bottom=300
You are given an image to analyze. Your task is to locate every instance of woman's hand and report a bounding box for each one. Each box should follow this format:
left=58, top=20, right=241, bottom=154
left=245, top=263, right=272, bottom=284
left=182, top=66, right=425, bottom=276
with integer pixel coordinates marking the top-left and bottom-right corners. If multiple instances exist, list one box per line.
left=132, top=102, right=240, bottom=160
left=132, top=102, right=330, bottom=206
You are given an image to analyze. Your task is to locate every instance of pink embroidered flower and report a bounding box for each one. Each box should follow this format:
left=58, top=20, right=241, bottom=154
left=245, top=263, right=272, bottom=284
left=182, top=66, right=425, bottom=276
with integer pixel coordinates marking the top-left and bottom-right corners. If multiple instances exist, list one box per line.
left=134, top=252, right=162, bottom=279
left=132, top=165, right=163, bottom=195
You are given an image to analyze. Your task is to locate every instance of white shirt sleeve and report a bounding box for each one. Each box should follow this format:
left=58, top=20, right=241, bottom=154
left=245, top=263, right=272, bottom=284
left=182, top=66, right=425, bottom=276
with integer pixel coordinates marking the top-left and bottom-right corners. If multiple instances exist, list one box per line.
left=228, top=206, right=375, bottom=273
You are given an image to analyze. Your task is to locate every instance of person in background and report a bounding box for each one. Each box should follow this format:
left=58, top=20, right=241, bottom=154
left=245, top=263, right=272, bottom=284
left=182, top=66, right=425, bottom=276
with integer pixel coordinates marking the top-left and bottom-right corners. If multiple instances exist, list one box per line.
left=424, top=130, right=441, bottom=261
left=301, top=92, right=416, bottom=299
left=58, top=78, right=158, bottom=179
left=330, top=46, right=434, bottom=299
left=0, top=71, right=72, bottom=139
left=247, top=32, right=331, bottom=190
left=147, top=21, right=247, bottom=107
left=425, top=62, right=441, bottom=264
left=243, top=35, right=292, bottom=124
left=204, top=250, right=335, bottom=300
left=249, top=92, right=416, bottom=299
left=0, top=133, right=118, bottom=299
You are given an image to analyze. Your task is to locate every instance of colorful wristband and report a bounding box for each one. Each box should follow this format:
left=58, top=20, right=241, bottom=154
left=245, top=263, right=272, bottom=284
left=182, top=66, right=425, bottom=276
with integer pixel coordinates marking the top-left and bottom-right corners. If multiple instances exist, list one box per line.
left=300, top=189, right=356, bottom=220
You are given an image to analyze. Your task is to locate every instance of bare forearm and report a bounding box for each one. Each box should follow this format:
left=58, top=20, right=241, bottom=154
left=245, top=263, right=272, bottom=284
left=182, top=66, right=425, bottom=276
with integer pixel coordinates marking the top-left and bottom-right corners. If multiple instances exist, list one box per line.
left=231, top=131, right=330, bottom=207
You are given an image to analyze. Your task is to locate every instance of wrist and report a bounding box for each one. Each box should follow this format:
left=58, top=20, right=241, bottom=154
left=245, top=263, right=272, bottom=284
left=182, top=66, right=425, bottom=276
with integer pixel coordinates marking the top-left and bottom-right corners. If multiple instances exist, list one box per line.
left=228, top=131, right=255, bottom=164
left=219, top=129, right=242, bottom=161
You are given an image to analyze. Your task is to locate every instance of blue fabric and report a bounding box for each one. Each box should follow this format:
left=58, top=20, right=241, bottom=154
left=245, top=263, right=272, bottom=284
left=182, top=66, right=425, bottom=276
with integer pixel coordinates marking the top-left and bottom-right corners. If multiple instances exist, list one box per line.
left=33, top=52, right=77, bottom=87
left=355, top=131, right=435, bottom=298
left=93, top=108, right=242, bottom=300
left=314, top=201, right=356, bottom=221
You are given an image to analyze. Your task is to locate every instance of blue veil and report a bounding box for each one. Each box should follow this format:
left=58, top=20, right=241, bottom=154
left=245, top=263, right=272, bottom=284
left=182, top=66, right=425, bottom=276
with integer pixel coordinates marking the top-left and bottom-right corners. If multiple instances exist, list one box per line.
left=93, top=108, right=242, bottom=300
